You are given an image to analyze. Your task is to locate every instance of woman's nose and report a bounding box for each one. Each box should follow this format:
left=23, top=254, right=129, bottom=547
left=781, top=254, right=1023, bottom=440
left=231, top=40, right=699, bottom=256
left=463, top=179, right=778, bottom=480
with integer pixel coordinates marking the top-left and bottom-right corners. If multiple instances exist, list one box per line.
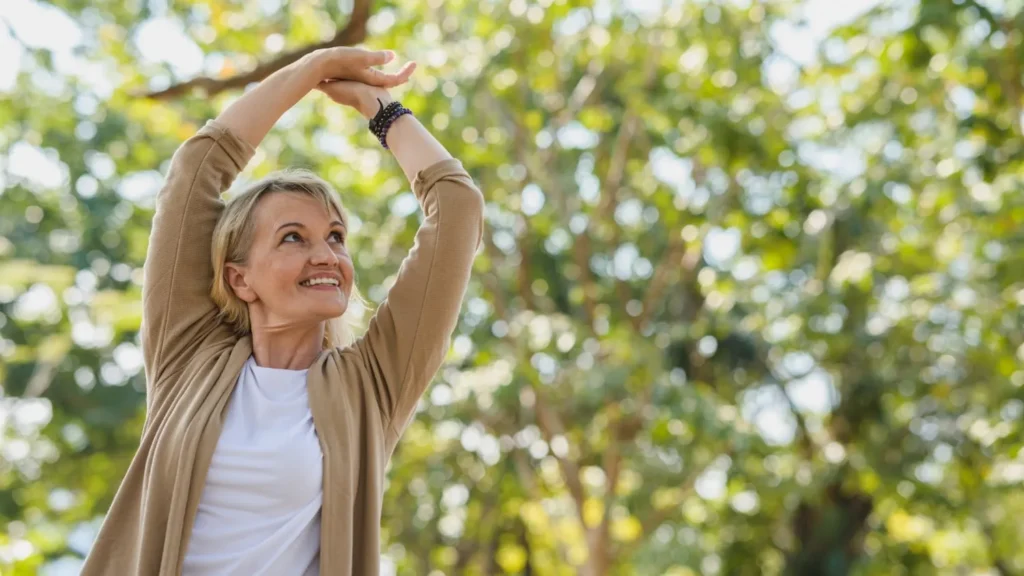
left=309, top=239, right=339, bottom=265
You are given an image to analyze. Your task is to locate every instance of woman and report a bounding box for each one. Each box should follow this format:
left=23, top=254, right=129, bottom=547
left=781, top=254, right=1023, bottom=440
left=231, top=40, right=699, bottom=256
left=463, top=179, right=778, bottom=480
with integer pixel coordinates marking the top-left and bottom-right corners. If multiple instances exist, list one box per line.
left=81, top=47, right=485, bottom=575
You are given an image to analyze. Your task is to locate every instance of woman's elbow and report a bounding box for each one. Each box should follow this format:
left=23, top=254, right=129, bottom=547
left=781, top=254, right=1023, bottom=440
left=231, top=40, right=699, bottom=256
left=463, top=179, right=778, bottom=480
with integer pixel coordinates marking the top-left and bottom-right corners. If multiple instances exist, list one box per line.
left=461, top=185, right=485, bottom=251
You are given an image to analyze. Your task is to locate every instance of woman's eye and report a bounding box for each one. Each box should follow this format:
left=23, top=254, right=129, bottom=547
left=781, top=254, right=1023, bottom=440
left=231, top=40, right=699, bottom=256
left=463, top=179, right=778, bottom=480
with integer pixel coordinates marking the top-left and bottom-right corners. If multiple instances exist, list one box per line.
left=329, top=231, right=346, bottom=243
left=283, top=232, right=302, bottom=243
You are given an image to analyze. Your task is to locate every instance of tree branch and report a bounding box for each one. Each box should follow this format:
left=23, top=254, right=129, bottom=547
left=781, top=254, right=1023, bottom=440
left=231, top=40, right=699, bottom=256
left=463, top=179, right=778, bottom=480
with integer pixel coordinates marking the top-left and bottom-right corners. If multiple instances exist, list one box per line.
left=1000, top=14, right=1024, bottom=136
left=511, top=449, right=541, bottom=497
left=483, top=63, right=605, bottom=324
left=747, top=336, right=822, bottom=458
left=140, top=0, right=372, bottom=100
left=0, top=16, right=33, bottom=53
left=544, top=64, right=605, bottom=325
left=597, top=114, right=638, bottom=223
left=573, top=230, right=598, bottom=326
left=599, top=112, right=642, bottom=330
left=636, top=238, right=685, bottom=331
left=490, top=75, right=543, bottom=314
left=540, top=60, right=607, bottom=166
left=593, top=416, right=623, bottom=574
left=453, top=485, right=501, bottom=573
left=516, top=218, right=536, bottom=310
left=531, top=384, right=587, bottom=523
left=22, top=335, right=71, bottom=398
left=980, top=512, right=1016, bottom=576
left=637, top=156, right=704, bottom=331
left=23, top=358, right=60, bottom=398
left=479, top=81, right=601, bottom=325
left=530, top=393, right=605, bottom=573
left=480, top=218, right=510, bottom=320
left=600, top=41, right=661, bottom=333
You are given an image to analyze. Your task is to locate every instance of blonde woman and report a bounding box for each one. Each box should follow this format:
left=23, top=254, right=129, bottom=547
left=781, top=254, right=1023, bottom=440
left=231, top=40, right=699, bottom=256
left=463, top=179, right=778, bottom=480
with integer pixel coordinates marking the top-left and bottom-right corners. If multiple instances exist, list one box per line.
left=81, top=47, right=484, bottom=575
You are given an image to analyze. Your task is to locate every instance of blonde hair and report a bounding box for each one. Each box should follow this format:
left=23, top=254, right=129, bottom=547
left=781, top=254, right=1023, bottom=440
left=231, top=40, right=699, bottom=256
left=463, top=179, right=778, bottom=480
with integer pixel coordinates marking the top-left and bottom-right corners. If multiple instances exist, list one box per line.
left=210, top=168, right=366, bottom=349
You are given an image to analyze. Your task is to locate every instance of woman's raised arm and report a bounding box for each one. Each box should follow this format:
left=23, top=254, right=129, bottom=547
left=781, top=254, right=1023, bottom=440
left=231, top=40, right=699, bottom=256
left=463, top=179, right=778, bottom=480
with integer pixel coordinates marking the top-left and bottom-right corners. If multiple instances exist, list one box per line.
left=318, top=81, right=485, bottom=449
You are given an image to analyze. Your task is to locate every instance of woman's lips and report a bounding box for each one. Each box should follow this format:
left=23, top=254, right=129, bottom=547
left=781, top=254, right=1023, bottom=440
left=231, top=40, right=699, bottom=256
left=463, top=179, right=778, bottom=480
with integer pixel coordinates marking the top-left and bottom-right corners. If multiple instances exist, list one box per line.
left=301, top=284, right=341, bottom=292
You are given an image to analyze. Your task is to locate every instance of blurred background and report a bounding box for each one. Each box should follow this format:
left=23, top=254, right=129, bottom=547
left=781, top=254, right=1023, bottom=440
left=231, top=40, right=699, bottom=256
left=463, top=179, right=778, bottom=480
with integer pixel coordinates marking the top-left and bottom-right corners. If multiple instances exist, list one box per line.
left=1, top=0, right=1023, bottom=574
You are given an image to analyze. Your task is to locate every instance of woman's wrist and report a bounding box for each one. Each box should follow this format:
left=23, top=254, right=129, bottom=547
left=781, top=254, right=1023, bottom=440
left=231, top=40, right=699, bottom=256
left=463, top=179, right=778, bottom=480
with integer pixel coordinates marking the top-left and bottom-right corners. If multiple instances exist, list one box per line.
left=290, top=53, right=329, bottom=90
left=360, top=92, right=394, bottom=120
left=302, top=49, right=336, bottom=84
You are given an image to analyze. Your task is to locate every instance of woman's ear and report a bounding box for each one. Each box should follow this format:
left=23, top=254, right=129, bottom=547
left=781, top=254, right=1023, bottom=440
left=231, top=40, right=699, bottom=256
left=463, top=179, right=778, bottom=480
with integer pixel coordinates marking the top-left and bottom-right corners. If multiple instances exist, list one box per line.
left=225, top=263, right=258, bottom=303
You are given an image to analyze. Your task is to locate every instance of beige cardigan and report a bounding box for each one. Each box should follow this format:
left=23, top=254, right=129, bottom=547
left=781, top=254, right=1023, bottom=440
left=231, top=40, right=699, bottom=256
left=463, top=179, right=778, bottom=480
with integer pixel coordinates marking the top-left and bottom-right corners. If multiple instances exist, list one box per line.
left=80, top=121, right=484, bottom=575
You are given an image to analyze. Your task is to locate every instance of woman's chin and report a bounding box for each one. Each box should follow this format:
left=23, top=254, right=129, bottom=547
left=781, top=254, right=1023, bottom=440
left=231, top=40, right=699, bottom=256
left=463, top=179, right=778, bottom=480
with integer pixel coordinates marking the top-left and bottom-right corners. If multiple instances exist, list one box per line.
left=293, top=289, right=348, bottom=321
left=311, top=299, right=348, bottom=319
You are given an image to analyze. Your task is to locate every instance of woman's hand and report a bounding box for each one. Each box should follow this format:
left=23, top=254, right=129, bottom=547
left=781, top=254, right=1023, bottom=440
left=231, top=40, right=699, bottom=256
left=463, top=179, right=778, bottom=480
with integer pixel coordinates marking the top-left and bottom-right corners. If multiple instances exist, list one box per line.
left=213, top=48, right=412, bottom=149
left=306, top=47, right=415, bottom=90
left=317, top=79, right=405, bottom=120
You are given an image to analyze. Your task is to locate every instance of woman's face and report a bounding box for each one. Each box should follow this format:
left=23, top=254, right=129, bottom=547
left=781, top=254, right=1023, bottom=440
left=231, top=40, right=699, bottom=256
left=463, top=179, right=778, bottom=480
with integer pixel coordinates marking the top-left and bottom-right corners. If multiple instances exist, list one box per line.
left=227, top=191, right=354, bottom=330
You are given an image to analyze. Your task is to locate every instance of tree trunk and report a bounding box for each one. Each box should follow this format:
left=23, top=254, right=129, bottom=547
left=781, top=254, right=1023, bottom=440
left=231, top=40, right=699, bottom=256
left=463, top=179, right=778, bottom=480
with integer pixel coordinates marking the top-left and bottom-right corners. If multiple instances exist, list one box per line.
left=786, top=481, right=873, bottom=576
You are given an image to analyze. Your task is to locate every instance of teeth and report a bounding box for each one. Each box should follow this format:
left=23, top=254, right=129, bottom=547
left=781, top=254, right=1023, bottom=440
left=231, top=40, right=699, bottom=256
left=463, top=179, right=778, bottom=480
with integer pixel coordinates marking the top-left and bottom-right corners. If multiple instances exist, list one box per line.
left=301, top=278, right=339, bottom=287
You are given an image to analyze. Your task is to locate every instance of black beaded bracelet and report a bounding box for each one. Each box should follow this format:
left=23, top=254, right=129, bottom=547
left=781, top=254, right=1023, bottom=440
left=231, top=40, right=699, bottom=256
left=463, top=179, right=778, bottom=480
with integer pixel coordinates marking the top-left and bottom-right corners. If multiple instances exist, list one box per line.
left=368, top=98, right=412, bottom=149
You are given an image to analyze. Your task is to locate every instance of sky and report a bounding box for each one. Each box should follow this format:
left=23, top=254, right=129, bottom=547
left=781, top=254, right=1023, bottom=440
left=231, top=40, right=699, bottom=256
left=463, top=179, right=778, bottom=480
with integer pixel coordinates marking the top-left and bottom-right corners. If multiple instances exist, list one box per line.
left=0, top=0, right=881, bottom=573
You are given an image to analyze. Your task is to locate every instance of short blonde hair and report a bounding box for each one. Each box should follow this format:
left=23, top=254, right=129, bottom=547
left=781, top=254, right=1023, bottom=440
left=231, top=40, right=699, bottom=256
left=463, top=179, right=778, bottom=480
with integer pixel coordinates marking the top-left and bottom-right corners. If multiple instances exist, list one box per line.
left=210, top=168, right=365, bottom=349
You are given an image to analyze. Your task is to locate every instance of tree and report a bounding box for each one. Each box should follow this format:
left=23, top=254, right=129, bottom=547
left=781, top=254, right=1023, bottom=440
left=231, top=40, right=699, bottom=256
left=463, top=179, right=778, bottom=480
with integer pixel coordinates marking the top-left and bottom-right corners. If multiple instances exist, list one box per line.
left=1, top=0, right=1021, bottom=574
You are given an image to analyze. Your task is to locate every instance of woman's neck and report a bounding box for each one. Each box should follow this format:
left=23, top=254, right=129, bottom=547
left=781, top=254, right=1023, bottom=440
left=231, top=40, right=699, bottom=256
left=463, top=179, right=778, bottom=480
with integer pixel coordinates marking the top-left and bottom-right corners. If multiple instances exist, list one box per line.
left=248, top=318, right=325, bottom=370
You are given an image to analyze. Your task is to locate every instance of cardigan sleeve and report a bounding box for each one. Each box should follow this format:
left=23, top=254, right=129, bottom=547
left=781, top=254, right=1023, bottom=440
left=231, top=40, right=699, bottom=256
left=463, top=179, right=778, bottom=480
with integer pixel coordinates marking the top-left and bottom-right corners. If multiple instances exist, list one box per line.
left=141, top=120, right=255, bottom=386
left=353, top=159, right=484, bottom=448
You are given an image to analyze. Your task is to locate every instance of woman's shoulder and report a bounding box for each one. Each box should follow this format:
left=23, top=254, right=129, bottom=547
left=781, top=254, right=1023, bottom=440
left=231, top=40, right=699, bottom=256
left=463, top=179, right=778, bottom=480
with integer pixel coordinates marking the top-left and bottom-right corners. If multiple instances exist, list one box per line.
left=308, top=343, right=393, bottom=434
left=315, top=342, right=366, bottom=375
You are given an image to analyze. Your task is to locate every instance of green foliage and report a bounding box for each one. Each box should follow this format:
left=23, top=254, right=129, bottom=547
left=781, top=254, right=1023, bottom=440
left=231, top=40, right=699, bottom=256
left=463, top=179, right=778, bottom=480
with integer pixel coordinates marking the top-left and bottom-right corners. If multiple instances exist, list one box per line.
left=1, top=0, right=1022, bottom=574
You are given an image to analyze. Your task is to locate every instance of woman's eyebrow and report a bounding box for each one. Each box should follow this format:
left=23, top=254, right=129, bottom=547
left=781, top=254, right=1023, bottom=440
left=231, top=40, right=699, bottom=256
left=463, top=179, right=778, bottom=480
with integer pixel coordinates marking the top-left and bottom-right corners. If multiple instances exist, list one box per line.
left=276, top=221, right=305, bottom=232
left=276, top=220, right=347, bottom=232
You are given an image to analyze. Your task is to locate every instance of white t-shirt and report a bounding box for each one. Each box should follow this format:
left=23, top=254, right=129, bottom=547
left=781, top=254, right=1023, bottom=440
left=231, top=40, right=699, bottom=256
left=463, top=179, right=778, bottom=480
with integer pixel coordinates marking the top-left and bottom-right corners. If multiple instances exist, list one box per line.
left=183, top=356, right=323, bottom=576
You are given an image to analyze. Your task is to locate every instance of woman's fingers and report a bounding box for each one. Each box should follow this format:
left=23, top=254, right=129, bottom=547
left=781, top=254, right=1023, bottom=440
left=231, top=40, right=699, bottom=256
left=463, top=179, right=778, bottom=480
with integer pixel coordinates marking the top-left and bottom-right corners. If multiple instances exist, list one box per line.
left=363, top=49, right=395, bottom=66
left=343, top=48, right=394, bottom=66
left=320, top=47, right=392, bottom=64
left=316, top=47, right=404, bottom=81
left=355, top=61, right=417, bottom=88
left=315, top=80, right=392, bottom=118
left=395, top=61, right=417, bottom=80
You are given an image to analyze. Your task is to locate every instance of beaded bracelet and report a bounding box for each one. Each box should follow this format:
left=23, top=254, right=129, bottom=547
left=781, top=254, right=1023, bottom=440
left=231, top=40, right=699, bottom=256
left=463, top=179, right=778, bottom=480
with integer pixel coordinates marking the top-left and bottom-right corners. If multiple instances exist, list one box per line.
left=368, top=98, right=413, bottom=149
